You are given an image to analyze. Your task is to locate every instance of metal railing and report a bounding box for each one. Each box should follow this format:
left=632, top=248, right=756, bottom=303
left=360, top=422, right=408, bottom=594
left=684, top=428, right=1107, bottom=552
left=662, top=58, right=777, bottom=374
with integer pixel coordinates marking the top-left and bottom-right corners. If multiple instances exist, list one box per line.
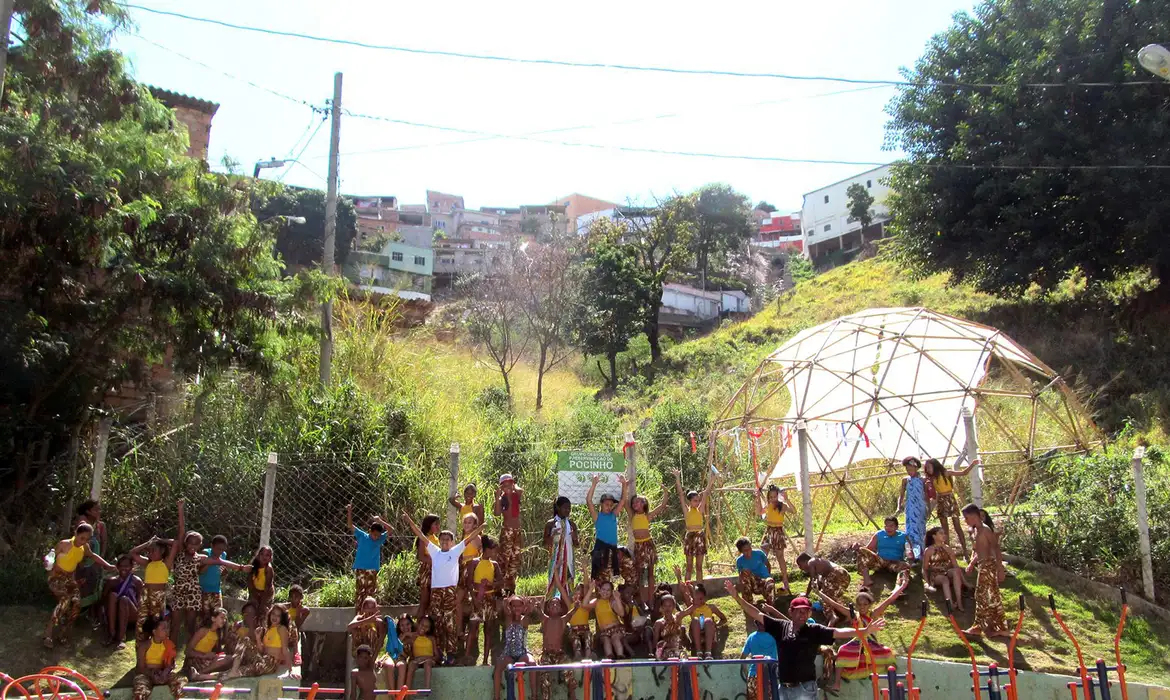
left=505, top=656, right=780, bottom=700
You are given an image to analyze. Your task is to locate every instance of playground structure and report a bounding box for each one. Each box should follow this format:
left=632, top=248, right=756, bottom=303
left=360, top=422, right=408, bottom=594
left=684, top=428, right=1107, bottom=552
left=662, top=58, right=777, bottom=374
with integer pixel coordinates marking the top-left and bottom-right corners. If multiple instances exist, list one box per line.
left=1049, top=589, right=1131, bottom=700
left=863, top=601, right=929, bottom=700
left=505, top=657, right=779, bottom=700
left=943, top=596, right=1025, bottom=700
left=279, top=684, right=430, bottom=699
left=0, top=668, right=249, bottom=700
left=704, top=307, right=1101, bottom=559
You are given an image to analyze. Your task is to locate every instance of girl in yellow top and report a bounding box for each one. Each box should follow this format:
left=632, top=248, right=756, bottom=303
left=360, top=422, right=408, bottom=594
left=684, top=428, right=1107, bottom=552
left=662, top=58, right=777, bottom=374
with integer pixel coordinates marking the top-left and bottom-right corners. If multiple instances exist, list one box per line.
left=923, top=458, right=976, bottom=559
left=43, top=522, right=115, bottom=648
left=230, top=605, right=289, bottom=678
left=755, top=484, right=795, bottom=593
left=626, top=488, right=671, bottom=605
left=184, top=607, right=235, bottom=680
left=406, top=616, right=437, bottom=691
left=461, top=534, right=501, bottom=666
left=448, top=483, right=486, bottom=529
left=286, top=584, right=311, bottom=665
left=129, top=499, right=186, bottom=643
left=680, top=582, right=727, bottom=660
left=247, top=545, right=276, bottom=620
left=348, top=596, right=387, bottom=657
left=588, top=580, right=628, bottom=659
left=673, top=468, right=717, bottom=582
left=134, top=617, right=184, bottom=700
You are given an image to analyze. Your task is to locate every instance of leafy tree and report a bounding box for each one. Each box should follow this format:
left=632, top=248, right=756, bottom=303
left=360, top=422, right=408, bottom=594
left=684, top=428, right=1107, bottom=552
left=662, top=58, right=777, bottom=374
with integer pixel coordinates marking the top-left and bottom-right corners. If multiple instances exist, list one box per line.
left=886, top=0, right=1170, bottom=295
left=846, top=182, right=875, bottom=231
left=572, top=220, right=649, bottom=391
left=626, top=196, right=696, bottom=363
left=517, top=235, right=580, bottom=410
left=689, top=184, right=755, bottom=290
left=786, top=254, right=816, bottom=285
left=754, top=201, right=778, bottom=214
left=252, top=184, right=357, bottom=269
left=0, top=0, right=302, bottom=512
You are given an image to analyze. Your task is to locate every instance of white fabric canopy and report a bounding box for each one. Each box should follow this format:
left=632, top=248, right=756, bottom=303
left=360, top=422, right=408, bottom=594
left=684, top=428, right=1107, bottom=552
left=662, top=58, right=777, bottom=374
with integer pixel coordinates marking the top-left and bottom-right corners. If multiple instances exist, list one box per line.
left=764, top=307, right=1044, bottom=480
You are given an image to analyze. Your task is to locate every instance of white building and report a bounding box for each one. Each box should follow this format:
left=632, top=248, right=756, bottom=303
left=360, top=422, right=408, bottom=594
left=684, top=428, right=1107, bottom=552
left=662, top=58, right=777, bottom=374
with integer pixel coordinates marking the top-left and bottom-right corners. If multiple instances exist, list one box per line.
left=658, top=283, right=752, bottom=332
left=575, top=206, right=655, bottom=235
left=801, top=164, right=893, bottom=260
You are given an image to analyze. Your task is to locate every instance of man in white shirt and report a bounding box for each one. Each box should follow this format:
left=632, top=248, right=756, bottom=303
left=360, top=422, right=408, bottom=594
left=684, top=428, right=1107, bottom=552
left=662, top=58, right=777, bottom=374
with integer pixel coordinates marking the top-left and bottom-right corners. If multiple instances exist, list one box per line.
left=403, top=512, right=484, bottom=665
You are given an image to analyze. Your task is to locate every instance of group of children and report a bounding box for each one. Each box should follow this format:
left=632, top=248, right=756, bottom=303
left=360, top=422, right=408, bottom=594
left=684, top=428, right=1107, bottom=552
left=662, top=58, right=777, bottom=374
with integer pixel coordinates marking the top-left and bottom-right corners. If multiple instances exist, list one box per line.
left=44, top=499, right=311, bottom=700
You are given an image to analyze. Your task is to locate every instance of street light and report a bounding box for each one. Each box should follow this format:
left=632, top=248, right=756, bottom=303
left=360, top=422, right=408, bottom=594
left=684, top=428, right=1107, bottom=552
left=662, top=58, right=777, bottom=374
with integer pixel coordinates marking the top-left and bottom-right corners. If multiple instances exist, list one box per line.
left=253, top=158, right=290, bottom=179
left=259, top=215, right=306, bottom=225
left=1138, top=44, right=1170, bottom=80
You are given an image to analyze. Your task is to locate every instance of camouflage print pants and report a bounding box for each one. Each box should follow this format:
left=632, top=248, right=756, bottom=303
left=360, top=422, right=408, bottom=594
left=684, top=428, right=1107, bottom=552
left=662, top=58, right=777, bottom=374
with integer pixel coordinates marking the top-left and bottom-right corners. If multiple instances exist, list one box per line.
left=133, top=671, right=185, bottom=700
left=431, top=585, right=459, bottom=657
left=498, top=527, right=523, bottom=589
left=539, top=649, right=575, bottom=700
left=47, top=570, right=81, bottom=638
left=974, top=560, right=1008, bottom=635
left=355, top=569, right=379, bottom=609
left=137, top=587, right=168, bottom=642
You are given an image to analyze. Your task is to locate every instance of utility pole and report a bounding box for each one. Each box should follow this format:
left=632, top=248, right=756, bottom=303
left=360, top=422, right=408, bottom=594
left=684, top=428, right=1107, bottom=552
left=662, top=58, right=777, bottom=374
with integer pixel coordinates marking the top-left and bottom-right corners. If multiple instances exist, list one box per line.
left=1, top=0, right=15, bottom=98
left=320, top=72, right=342, bottom=387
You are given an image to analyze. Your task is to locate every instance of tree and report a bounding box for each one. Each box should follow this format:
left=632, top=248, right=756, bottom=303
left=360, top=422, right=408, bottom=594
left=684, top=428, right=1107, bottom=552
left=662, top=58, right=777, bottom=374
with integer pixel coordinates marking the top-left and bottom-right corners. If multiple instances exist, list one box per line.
left=846, top=182, right=875, bottom=232
left=518, top=236, right=580, bottom=410
left=572, top=220, right=649, bottom=391
left=625, top=197, right=696, bottom=363
left=886, top=0, right=1170, bottom=295
left=690, top=184, right=755, bottom=290
left=461, top=261, right=531, bottom=403
left=0, top=0, right=302, bottom=512
left=755, top=201, right=777, bottom=213
left=252, top=184, right=357, bottom=270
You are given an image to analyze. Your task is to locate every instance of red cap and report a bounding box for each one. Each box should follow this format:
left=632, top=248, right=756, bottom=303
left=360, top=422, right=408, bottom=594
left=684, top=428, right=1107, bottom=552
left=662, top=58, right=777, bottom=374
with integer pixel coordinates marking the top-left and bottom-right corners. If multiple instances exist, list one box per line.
left=789, top=596, right=812, bottom=611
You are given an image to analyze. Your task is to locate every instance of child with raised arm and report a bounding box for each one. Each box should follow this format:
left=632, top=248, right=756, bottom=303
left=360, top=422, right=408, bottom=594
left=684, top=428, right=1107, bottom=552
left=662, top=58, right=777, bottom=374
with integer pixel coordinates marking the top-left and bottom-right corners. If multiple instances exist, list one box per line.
left=923, top=458, right=975, bottom=558
left=493, top=597, right=538, bottom=700
left=348, top=503, right=392, bottom=611
left=681, top=582, right=727, bottom=660
left=450, top=483, right=486, bottom=527
left=199, top=535, right=250, bottom=625
left=349, top=597, right=387, bottom=665
left=586, top=473, right=629, bottom=583
left=414, top=514, right=441, bottom=617
left=820, top=571, right=907, bottom=693
left=129, top=500, right=186, bottom=642
left=463, top=534, right=502, bottom=666
left=171, top=524, right=208, bottom=645
left=757, top=484, right=795, bottom=593
left=674, top=468, right=716, bottom=581
left=922, top=526, right=969, bottom=611
left=403, top=510, right=485, bottom=666
left=493, top=474, right=525, bottom=594
left=538, top=595, right=580, bottom=700
left=590, top=580, right=628, bottom=659
left=627, top=487, right=670, bottom=604
left=351, top=645, right=377, bottom=700
left=567, top=582, right=594, bottom=660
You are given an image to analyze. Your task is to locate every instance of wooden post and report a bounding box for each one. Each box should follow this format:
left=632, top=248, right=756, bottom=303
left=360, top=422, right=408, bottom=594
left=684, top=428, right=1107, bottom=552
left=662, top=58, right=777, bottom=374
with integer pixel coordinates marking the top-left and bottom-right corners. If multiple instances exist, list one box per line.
left=260, top=452, right=278, bottom=548
left=446, top=443, right=461, bottom=532
left=60, top=425, right=83, bottom=536
left=624, top=432, right=637, bottom=549
left=89, top=416, right=113, bottom=500
left=1132, top=447, right=1155, bottom=601
left=962, top=407, right=983, bottom=507
left=796, top=420, right=814, bottom=555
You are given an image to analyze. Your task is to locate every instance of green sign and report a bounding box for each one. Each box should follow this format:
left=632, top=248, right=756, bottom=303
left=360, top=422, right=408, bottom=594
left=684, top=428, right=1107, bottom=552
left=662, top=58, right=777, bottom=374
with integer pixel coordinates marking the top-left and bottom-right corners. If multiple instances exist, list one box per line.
left=556, top=451, right=625, bottom=473
left=555, top=451, right=626, bottom=500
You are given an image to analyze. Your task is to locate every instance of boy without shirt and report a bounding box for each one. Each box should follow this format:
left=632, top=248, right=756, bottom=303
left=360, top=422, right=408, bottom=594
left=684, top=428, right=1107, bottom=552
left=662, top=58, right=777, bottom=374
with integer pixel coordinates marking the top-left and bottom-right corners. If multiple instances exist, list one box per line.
left=351, top=645, right=377, bottom=700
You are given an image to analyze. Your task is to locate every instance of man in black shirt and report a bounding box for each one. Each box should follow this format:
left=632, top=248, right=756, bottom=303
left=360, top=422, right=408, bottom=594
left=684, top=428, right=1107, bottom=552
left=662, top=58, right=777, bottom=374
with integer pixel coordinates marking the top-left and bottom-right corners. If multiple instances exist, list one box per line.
left=723, top=580, right=886, bottom=700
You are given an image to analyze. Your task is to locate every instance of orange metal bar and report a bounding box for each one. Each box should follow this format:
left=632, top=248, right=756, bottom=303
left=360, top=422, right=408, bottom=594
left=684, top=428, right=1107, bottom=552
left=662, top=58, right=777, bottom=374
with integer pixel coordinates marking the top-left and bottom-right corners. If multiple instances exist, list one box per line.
left=1114, top=589, right=1130, bottom=700
left=905, top=601, right=929, bottom=700
left=1006, top=595, right=1026, bottom=700
left=943, top=600, right=982, bottom=700
left=603, top=665, right=613, bottom=700
left=671, top=666, right=679, bottom=700
left=1050, top=595, right=1093, bottom=699
left=689, top=666, right=699, bottom=700
left=209, top=684, right=223, bottom=700
left=516, top=667, right=527, bottom=700
left=849, top=605, right=881, bottom=700
left=35, top=668, right=100, bottom=700
left=583, top=663, right=592, bottom=700
left=754, top=658, right=764, bottom=700
left=1067, top=681, right=1081, bottom=700
left=306, top=683, right=319, bottom=700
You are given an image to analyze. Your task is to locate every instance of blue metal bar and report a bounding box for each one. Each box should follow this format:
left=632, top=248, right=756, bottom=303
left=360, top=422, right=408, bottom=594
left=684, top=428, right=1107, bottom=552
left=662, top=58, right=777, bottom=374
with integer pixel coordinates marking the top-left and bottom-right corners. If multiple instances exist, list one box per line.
left=504, top=657, right=780, bottom=674
left=1097, top=659, right=1113, bottom=700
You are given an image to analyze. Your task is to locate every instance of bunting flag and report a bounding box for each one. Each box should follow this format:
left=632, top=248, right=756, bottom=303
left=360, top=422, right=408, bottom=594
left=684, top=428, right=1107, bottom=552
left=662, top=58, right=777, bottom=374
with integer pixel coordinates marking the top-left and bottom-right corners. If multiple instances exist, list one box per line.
left=748, top=429, right=763, bottom=488
left=622, top=436, right=636, bottom=456
left=854, top=421, right=871, bottom=447
left=689, top=431, right=697, bottom=454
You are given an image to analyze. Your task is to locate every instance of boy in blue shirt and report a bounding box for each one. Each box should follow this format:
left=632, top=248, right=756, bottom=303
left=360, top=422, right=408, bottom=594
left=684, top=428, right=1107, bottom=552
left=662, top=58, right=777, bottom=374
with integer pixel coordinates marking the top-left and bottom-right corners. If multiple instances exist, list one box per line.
left=742, top=619, right=779, bottom=699
left=586, top=473, right=630, bottom=582
left=735, top=536, right=774, bottom=608
left=348, top=503, right=393, bottom=610
left=198, top=534, right=249, bottom=624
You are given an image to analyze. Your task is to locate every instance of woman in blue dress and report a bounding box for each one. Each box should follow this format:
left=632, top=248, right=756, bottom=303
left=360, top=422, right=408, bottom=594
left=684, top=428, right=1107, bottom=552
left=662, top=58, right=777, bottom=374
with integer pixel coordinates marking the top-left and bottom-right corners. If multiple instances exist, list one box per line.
left=898, top=457, right=928, bottom=561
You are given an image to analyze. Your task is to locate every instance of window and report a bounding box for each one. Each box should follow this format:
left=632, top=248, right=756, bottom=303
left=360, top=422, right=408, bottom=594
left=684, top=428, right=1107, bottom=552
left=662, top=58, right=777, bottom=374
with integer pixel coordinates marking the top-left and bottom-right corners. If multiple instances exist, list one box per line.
left=439, top=257, right=455, bottom=265
left=823, top=224, right=832, bottom=232
left=414, top=255, right=426, bottom=266
left=824, top=195, right=829, bottom=203
left=436, top=221, right=446, bottom=230
left=391, top=251, right=403, bottom=262
left=866, top=180, right=872, bottom=188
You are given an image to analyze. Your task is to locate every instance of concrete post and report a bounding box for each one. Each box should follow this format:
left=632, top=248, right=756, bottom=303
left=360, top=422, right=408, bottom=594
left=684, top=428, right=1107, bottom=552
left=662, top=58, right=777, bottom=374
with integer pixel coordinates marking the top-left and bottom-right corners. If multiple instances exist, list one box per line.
left=796, top=420, right=814, bottom=555
left=624, top=431, right=637, bottom=549
left=260, top=452, right=277, bottom=548
left=446, top=443, right=461, bottom=532
left=90, top=416, right=113, bottom=500
left=1132, top=447, right=1155, bottom=601
left=962, top=407, right=983, bottom=507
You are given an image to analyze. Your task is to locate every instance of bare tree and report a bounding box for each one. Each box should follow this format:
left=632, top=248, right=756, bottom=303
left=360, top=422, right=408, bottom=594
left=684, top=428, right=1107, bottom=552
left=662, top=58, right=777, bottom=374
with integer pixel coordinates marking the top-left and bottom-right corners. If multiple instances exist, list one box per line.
left=461, top=260, right=531, bottom=404
left=518, top=237, right=580, bottom=410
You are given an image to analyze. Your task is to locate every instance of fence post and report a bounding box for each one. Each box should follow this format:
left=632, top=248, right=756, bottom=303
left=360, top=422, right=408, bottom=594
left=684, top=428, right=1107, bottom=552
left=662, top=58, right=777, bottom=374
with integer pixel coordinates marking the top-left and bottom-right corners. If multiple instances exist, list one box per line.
left=446, top=442, right=461, bottom=532
left=1132, top=447, right=1155, bottom=601
left=60, top=424, right=83, bottom=536
left=260, top=452, right=277, bottom=549
left=90, top=415, right=113, bottom=501
left=624, top=431, right=637, bottom=549
left=796, top=419, right=814, bottom=555
left=962, top=407, right=983, bottom=507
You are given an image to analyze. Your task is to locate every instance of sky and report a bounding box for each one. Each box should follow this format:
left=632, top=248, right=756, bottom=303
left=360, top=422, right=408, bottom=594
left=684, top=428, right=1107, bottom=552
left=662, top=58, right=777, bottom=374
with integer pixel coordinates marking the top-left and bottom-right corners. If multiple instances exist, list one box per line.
left=114, top=0, right=976, bottom=214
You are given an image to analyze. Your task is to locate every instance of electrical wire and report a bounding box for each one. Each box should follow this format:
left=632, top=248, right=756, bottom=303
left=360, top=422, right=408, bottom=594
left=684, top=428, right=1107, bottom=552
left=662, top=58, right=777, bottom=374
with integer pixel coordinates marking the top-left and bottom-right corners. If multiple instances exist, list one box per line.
left=117, top=3, right=1167, bottom=89
left=276, top=116, right=328, bottom=183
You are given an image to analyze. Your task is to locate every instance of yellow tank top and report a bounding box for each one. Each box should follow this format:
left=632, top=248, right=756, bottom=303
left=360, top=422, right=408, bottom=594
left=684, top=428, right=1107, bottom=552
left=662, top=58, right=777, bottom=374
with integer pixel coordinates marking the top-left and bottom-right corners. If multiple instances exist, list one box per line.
left=144, top=640, right=166, bottom=665
left=428, top=535, right=440, bottom=547
left=193, top=629, right=219, bottom=654
left=689, top=604, right=714, bottom=619
left=462, top=540, right=480, bottom=561
left=56, top=538, right=86, bottom=573
left=288, top=607, right=298, bottom=622
left=763, top=505, right=785, bottom=527
left=569, top=605, right=591, bottom=626
left=684, top=506, right=702, bottom=530
left=631, top=513, right=651, bottom=542
left=460, top=503, right=474, bottom=517
left=236, top=625, right=248, bottom=639
left=473, top=559, right=495, bottom=585
left=595, top=599, right=617, bottom=627
left=934, top=474, right=954, bottom=495
left=144, top=560, right=169, bottom=585
left=413, top=635, right=434, bottom=657
left=253, top=568, right=267, bottom=589
left=263, top=626, right=281, bottom=648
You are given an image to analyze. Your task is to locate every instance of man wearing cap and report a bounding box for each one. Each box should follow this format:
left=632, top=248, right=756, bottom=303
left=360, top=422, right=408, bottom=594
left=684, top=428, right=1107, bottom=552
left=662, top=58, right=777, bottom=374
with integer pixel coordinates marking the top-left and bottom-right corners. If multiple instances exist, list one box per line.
left=493, top=474, right=525, bottom=593
left=723, top=580, right=887, bottom=699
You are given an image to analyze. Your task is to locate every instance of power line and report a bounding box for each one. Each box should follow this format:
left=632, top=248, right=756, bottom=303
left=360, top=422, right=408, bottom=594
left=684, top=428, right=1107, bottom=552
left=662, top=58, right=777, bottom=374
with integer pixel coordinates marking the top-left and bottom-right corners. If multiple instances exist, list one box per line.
left=277, top=116, right=328, bottom=183
left=118, top=4, right=1165, bottom=89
